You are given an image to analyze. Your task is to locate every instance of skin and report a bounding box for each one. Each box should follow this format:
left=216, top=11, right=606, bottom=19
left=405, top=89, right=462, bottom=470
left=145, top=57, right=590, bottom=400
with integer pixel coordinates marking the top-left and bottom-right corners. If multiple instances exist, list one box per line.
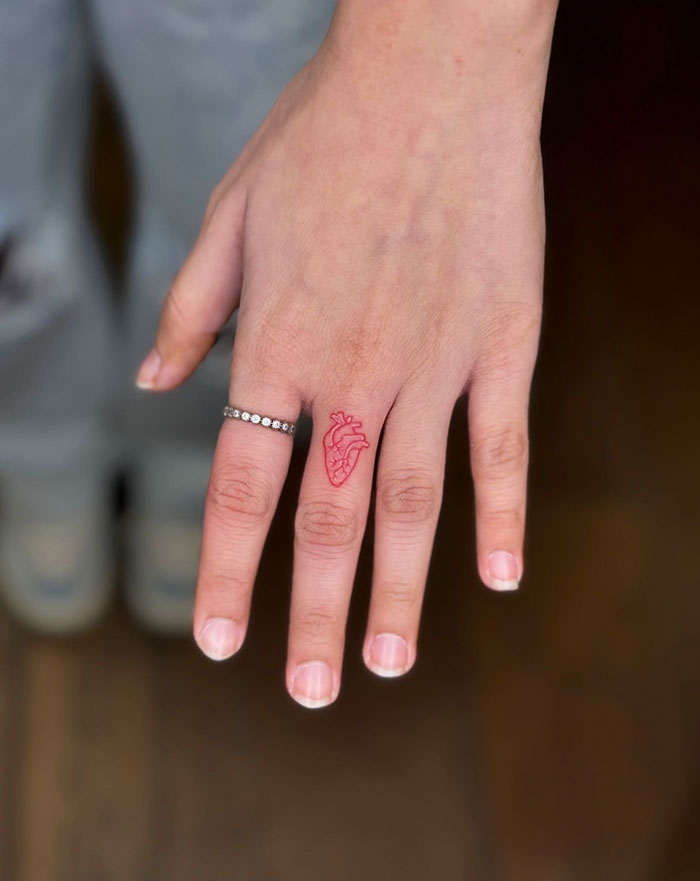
left=136, top=0, right=559, bottom=707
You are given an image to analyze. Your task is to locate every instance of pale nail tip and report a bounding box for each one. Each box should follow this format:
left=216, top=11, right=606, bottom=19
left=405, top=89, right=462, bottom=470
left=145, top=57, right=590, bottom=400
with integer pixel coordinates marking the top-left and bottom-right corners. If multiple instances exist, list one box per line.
left=489, top=578, right=520, bottom=592
left=135, top=378, right=155, bottom=390
left=367, top=662, right=407, bottom=679
left=200, top=647, right=230, bottom=661
left=291, top=692, right=335, bottom=710
left=198, top=641, right=238, bottom=661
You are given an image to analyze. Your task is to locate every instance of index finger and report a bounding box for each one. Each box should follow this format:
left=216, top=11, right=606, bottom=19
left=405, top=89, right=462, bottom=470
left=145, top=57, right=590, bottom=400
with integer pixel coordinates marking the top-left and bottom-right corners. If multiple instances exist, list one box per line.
left=193, top=381, right=300, bottom=661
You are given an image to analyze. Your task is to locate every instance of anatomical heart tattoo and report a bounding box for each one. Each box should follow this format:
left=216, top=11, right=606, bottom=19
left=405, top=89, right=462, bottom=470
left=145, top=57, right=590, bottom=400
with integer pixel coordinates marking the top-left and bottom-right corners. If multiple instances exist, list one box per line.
left=322, top=411, right=370, bottom=487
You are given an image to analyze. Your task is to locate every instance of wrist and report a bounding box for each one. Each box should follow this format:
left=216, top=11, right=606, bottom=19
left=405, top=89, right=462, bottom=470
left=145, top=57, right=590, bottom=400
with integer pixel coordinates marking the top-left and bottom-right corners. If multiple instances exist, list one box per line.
left=331, top=0, right=559, bottom=44
left=323, top=0, right=558, bottom=132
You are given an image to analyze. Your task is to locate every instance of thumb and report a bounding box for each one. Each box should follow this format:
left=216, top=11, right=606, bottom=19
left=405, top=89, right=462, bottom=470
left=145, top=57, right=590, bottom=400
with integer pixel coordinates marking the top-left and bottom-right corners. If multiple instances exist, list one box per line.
left=136, top=182, right=248, bottom=391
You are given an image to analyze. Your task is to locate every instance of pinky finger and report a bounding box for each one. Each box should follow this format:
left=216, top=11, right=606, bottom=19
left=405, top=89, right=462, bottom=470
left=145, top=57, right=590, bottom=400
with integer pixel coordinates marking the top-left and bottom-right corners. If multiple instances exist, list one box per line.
left=468, top=364, right=533, bottom=592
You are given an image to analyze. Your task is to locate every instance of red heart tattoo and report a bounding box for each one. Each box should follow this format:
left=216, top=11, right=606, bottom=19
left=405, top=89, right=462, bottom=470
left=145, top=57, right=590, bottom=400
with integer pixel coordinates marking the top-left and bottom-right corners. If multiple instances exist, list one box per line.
left=322, top=411, right=370, bottom=487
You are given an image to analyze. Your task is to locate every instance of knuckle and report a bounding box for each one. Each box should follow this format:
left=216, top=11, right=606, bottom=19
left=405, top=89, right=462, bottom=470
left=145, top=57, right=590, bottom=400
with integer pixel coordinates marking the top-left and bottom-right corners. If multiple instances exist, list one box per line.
left=295, top=500, right=359, bottom=551
left=471, top=427, right=528, bottom=477
left=480, top=506, right=524, bottom=532
left=242, top=302, right=306, bottom=383
left=161, top=281, right=209, bottom=349
left=162, top=281, right=188, bottom=332
left=326, top=312, right=385, bottom=390
left=375, top=580, right=420, bottom=611
left=249, top=319, right=286, bottom=374
left=476, top=306, right=542, bottom=375
left=207, top=464, right=274, bottom=526
left=204, top=181, right=227, bottom=224
left=199, top=569, right=252, bottom=604
left=378, top=469, right=440, bottom=525
left=295, top=606, right=339, bottom=645
left=480, top=301, right=542, bottom=347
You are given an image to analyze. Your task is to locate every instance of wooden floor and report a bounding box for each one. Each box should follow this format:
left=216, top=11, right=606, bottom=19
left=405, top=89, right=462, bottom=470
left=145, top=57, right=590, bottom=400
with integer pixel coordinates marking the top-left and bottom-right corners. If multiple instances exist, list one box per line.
left=1, top=3, right=698, bottom=879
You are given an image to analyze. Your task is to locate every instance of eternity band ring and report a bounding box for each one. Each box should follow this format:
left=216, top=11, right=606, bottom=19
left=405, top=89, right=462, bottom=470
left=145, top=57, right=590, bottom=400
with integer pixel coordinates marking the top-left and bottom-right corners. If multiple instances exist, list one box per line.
left=223, top=405, right=296, bottom=437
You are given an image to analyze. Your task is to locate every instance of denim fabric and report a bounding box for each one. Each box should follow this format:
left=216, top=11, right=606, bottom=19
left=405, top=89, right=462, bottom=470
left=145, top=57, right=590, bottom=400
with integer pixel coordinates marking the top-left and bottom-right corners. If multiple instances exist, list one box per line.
left=0, top=0, right=334, bottom=476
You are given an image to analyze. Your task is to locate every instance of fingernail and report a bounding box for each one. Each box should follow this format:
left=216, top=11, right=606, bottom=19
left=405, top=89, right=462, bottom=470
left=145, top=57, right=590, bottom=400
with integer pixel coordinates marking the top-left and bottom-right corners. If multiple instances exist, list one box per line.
left=135, top=348, right=161, bottom=389
left=197, top=617, right=243, bottom=660
left=367, top=633, right=409, bottom=677
left=291, top=661, right=335, bottom=709
left=487, top=550, right=520, bottom=591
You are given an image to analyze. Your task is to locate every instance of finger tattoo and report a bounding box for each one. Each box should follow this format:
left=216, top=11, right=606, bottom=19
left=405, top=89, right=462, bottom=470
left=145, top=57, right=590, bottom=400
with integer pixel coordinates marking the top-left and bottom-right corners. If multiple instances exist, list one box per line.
left=322, top=411, right=370, bottom=487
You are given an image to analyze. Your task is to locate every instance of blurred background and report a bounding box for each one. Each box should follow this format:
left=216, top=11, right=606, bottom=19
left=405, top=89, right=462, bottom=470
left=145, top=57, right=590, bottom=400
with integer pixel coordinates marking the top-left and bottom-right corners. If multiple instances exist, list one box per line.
left=1, top=0, right=699, bottom=879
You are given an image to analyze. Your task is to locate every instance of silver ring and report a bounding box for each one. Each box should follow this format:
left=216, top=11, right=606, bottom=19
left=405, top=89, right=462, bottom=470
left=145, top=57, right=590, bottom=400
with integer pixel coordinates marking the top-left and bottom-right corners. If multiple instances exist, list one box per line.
left=223, top=405, right=296, bottom=437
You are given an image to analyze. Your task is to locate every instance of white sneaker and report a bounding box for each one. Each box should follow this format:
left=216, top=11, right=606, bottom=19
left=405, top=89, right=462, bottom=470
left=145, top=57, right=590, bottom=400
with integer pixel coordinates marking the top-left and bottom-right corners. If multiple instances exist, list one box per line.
left=124, top=449, right=211, bottom=636
left=0, top=472, right=114, bottom=634
left=123, top=420, right=312, bottom=636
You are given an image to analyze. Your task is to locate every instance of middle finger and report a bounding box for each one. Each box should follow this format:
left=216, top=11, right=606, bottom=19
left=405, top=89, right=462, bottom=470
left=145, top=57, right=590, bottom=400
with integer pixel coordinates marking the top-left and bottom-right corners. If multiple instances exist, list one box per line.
left=287, top=398, right=385, bottom=708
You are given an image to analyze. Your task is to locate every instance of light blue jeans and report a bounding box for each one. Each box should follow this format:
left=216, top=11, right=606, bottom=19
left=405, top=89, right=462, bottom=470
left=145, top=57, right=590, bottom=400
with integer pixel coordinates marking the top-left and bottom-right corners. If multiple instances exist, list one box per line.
left=0, top=0, right=334, bottom=481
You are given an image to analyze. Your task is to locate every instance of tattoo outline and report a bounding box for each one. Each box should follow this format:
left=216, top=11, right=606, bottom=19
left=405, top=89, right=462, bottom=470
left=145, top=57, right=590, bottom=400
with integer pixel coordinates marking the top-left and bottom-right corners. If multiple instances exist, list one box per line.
left=322, top=411, right=370, bottom=487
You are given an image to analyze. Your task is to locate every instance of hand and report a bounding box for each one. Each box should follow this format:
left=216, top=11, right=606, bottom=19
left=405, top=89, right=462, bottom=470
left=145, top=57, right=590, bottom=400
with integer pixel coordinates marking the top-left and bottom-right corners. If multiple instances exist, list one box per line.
left=136, top=0, right=557, bottom=707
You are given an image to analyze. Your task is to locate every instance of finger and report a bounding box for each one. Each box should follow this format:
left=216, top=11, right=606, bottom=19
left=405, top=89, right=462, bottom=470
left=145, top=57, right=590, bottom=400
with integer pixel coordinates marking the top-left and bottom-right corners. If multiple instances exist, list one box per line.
left=193, top=373, right=299, bottom=662
left=468, top=361, right=532, bottom=592
left=363, top=384, right=453, bottom=678
left=136, top=182, right=248, bottom=391
left=287, top=401, right=385, bottom=708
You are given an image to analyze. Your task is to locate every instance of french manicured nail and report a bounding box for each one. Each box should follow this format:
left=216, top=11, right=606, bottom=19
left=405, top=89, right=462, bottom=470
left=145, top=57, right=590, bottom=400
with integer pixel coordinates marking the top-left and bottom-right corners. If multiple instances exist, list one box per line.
left=367, top=633, right=409, bottom=677
left=291, top=661, right=335, bottom=709
left=487, top=550, right=520, bottom=591
left=135, top=348, right=161, bottom=389
left=197, top=617, right=242, bottom=660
